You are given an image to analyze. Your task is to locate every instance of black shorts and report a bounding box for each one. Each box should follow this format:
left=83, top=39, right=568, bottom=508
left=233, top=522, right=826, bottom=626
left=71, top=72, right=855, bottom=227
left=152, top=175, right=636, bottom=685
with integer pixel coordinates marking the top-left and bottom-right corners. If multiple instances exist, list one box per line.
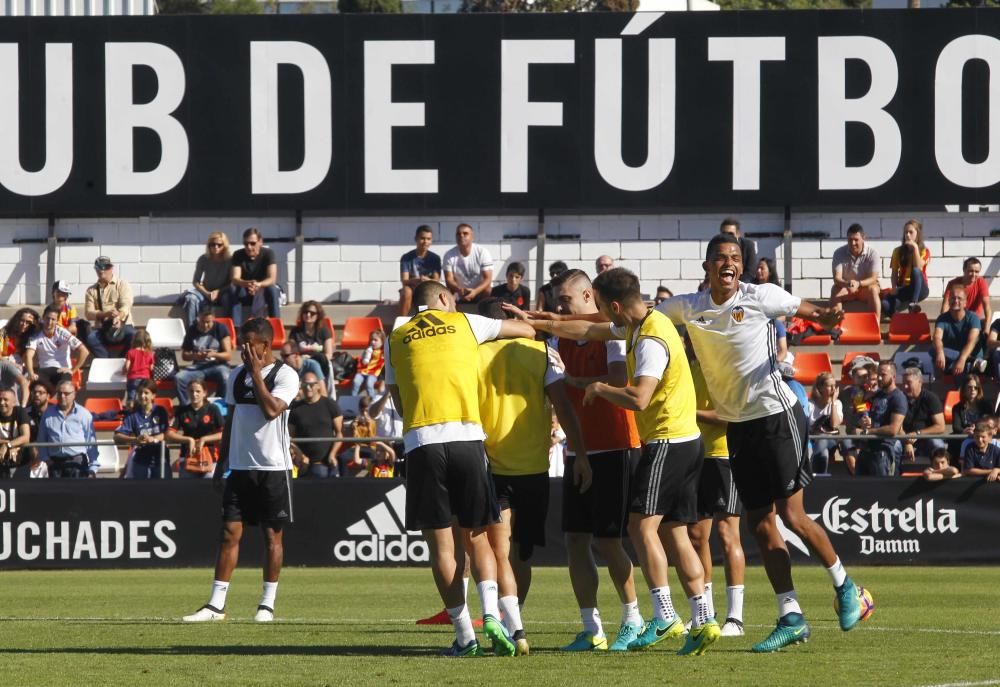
left=629, top=439, right=701, bottom=523
left=696, top=458, right=742, bottom=519
left=222, top=469, right=294, bottom=527
left=727, top=402, right=812, bottom=511
left=405, top=440, right=500, bottom=531
left=492, top=472, right=549, bottom=560
left=563, top=449, right=636, bottom=539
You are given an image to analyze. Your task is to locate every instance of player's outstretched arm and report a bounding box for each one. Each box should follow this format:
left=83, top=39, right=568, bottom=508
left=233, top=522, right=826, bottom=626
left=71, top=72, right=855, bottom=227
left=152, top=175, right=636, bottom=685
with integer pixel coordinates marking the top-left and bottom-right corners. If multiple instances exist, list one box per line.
left=794, top=301, right=844, bottom=330
left=584, top=375, right=657, bottom=412
left=497, top=319, right=537, bottom=340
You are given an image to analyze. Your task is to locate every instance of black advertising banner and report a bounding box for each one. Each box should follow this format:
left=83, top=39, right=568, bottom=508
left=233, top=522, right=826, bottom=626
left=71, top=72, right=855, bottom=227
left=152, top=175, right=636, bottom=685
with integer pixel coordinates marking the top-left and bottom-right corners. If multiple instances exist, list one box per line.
left=0, top=478, right=996, bottom=569
left=4, top=9, right=1000, bottom=216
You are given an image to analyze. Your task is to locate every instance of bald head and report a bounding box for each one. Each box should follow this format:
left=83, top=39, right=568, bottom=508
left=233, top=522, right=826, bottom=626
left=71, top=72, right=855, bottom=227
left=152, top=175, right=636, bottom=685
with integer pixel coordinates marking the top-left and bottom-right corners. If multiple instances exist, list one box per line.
left=595, top=255, right=614, bottom=274
left=413, top=280, right=450, bottom=309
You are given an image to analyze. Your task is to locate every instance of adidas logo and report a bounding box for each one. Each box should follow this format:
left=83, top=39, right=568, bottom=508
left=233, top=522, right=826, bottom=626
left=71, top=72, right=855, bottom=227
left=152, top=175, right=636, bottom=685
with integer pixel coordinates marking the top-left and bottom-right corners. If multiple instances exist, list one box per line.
left=401, top=313, right=456, bottom=344
left=695, top=316, right=707, bottom=324
left=333, top=485, right=429, bottom=563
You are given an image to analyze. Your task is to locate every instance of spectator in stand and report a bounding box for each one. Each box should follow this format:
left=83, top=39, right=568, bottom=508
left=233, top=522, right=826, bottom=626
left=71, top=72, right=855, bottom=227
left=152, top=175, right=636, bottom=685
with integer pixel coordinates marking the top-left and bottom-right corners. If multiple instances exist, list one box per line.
left=280, top=343, right=326, bottom=396
left=941, top=257, right=991, bottom=326
left=122, top=329, right=155, bottom=410
left=399, top=225, right=442, bottom=316
left=952, top=374, right=991, bottom=438
left=50, top=280, right=81, bottom=337
left=0, top=355, right=30, bottom=407
left=961, top=419, right=1000, bottom=481
left=854, top=361, right=907, bottom=476
left=288, top=301, right=334, bottom=380
left=175, top=304, right=233, bottom=406
left=289, top=371, right=343, bottom=479
left=84, top=256, right=136, bottom=357
left=167, top=379, right=225, bottom=480
left=23, top=379, right=51, bottom=461
left=839, top=356, right=879, bottom=474
left=900, top=367, right=947, bottom=467
left=934, top=285, right=987, bottom=376
left=883, top=219, right=930, bottom=316
left=342, top=396, right=389, bottom=477
left=444, top=223, right=494, bottom=304
left=535, top=261, right=568, bottom=313
left=959, top=415, right=1000, bottom=458
left=114, top=379, right=171, bottom=480
left=654, top=286, right=673, bottom=306
left=181, top=231, right=233, bottom=328
left=491, top=261, right=531, bottom=308
left=594, top=255, right=614, bottom=275
left=720, top=218, right=757, bottom=283
left=808, top=372, right=843, bottom=475
left=0, top=389, right=30, bottom=479
left=351, top=330, right=385, bottom=398
left=229, top=227, right=281, bottom=326
left=754, top=257, right=780, bottom=286
left=24, top=305, right=89, bottom=390
left=369, top=444, right=396, bottom=478
left=370, top=379, right=404, bottom=462
left=830, top=224, right=882, bottom=322
left=1, top=308, right=39, bottom=367
left=38, top=380, right=99, bottom=478
left=923, top=448, right=960, bottom=482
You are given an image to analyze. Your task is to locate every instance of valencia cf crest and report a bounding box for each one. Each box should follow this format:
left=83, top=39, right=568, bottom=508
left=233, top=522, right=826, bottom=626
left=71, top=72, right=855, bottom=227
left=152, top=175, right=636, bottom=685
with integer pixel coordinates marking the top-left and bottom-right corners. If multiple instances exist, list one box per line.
left=731, top=306, right=745, bottom=323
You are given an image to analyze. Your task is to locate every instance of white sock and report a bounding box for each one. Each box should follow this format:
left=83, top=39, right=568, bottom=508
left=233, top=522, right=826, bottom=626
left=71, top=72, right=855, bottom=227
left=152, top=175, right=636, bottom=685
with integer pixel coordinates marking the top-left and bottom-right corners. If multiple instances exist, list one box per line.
left=477, top=580, right=500, bottom=619
left=689, top=594, right=711, bottom=628
left=704, top=582, right=715, bottom=620
left=260, top=581, right=278, bottom=610
left=621, top=600, right=643, bottom=627
left=447, top=604, right=476, bottom=646
left=580, top=607, right=603, bottom=637
left=462, top=577, right=470, bottom=602
left=776, top=590, right=802, bottom=618
left=726, top=585, right=745, bottom=622
left=826, top=557, right=847, bottom=588
left=208, top=580, right=229, bottom=610
left=650, top=586, right=676, bottom=623
left=499, top=595, right=523, bottom=635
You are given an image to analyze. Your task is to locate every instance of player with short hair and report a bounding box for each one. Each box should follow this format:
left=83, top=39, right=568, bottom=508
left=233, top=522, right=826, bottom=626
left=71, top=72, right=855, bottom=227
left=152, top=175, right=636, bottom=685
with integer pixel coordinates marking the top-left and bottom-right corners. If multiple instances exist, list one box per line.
left=475, top=297, right=587, bottom=656
left=538, top=269, right=645, bottom=652
left=656, top=233, right=868, bottom=652
left=519, top=268, right=720, bottom=656
left=183, top=317, right=300, bottom=623
left=385, top=281, right=536, bottom=657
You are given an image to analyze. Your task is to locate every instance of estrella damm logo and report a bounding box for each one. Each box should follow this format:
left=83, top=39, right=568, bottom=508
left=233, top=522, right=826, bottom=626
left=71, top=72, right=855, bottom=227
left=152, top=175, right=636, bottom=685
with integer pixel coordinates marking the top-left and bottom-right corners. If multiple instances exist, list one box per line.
left=731, top=306, right=745, bottom=323
left=401, top=312, right=457, bottom=344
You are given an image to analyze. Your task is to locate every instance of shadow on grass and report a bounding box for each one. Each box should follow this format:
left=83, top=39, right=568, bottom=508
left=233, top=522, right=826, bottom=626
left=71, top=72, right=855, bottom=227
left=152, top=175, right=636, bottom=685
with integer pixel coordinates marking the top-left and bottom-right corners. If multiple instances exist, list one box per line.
left=0, top=645, right=441, bottom=658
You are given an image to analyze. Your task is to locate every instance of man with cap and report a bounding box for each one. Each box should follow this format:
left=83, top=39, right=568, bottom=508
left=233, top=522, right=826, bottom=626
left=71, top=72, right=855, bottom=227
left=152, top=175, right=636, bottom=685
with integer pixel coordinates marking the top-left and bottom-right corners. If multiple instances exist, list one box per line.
left=50, top=281, right=81, bottom=338
left=838, top=356, right=879, bottom=475
left=84, top=256, right=136, bottom=357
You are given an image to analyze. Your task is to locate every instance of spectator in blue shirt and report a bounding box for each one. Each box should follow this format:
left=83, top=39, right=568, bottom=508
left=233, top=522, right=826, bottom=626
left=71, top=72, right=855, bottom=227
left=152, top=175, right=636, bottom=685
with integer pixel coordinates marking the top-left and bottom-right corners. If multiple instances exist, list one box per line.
left=855, top=361, right=907, bottom=477
left=280, top=343, right=326, bottom=397
left=934, top=285, right=987, bottom=376
left=175, top=305, right=233, bottom=405
left=38, top=379, right=99, bottom=478
left=398, top=225, right=442, bottom=316
left=961, top=419, right=1000, bottom=482
left=115, top=379, right=171, bottom=480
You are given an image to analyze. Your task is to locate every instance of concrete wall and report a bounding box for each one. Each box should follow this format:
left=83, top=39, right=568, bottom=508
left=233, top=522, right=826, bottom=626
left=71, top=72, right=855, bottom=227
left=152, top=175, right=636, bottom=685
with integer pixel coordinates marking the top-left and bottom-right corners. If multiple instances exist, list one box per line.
left=2, top=211, right=998, bottom=306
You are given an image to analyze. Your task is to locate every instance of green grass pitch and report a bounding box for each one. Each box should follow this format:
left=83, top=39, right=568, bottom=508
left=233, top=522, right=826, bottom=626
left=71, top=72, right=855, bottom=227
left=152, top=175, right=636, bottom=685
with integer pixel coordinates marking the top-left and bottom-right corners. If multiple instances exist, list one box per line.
left=2, top=566, right=998, bottom=686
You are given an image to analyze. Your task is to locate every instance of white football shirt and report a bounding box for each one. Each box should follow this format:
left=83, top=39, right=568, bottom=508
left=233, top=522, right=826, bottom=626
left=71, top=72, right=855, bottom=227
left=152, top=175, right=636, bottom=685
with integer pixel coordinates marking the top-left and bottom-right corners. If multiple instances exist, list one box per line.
left=443, top=244, right=495, bottom=290
left=225, top=362, right=300, bottom=470
left=657, top=282, right=801, bottom=422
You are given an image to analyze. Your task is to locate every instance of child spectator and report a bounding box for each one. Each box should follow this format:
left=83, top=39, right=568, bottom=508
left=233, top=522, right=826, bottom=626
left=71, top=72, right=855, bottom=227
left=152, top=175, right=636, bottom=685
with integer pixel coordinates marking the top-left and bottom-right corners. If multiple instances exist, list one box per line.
left=352, top=330, right=385, bottom=398
left=808, top=371, right=843, bottom=475
left=490, top=261, right=531, bottom=308
left=50, top=281, right=81, bottom=337
left=166, top=379, right=224, bottom=480
left=343, top=397, right=391, bottom=477
left=923, top=448, right=960, bottom=482
left=28, top=450, right=48, bottom=479
left=961, top=419, right=1000, bottom=481
left=123, top=330, right=155, bottom=409
left=114, top=379, right=171, bottom=480
left=369, top=443, right=396, bottom=478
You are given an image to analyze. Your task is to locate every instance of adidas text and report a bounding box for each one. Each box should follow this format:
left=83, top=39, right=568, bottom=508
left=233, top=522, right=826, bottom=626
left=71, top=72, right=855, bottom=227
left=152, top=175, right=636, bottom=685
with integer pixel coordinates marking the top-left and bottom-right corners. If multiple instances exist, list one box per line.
left=402, top=325, right=456, bottom=344
left=333, top=535, right=429, bottom=563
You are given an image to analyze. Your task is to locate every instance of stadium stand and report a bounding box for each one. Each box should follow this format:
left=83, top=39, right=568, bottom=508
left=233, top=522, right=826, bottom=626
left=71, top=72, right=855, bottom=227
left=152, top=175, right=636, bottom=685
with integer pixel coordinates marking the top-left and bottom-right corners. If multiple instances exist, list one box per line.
left=85, top=397, right=123, bottom=432
left=792, top=351, right=832, bottom=385
left=145, top=318, right=187, bottom=349
left=888, top=312, right=932, bottom=344
left=341, top=317, right=383, bottom=349
left=837, top=312, right=882, bottom=345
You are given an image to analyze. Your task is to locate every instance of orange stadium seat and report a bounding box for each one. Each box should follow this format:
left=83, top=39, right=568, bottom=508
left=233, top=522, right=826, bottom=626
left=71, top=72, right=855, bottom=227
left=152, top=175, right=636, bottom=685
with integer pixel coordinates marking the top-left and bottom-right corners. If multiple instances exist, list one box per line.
left=216, top=317, right=238, bottom=345
left=836, top=312, right=882, bottom=345
left=840, top=351, right=881, bottom=385
left=341, top=317, right=383, bottom=349
left=888, top=312, right=931, bottom=344
left=943, top=389, right=960, bottom=424
left=792, top=352, right=832, bottom=385
left=85, top=398, right=123, bottom=432
left=268, top=318, right=287, bottom=350
left=154, top=397, right=174, bottom=419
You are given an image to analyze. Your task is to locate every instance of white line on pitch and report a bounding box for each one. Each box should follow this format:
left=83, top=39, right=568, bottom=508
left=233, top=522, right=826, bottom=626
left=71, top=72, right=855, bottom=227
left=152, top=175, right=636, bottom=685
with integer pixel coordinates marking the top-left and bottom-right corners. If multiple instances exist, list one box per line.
left=915, top=680, right=1000, bottom=687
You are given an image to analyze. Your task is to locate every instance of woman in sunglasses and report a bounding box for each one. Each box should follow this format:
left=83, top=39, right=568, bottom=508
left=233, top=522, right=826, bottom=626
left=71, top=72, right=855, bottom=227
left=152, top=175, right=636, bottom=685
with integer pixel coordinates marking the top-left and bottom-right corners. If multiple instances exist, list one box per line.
left=289, top=301, right=335, bottom=380
left=181, top=232, right=233, bottom=328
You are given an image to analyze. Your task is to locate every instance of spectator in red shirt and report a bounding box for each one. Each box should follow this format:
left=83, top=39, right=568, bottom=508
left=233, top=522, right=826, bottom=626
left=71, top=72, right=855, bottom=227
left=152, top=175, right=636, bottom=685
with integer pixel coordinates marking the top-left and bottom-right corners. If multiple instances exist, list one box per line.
left=941, top=257, right=991, bottom=324
left=123, top=330, right=155, bottom=409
